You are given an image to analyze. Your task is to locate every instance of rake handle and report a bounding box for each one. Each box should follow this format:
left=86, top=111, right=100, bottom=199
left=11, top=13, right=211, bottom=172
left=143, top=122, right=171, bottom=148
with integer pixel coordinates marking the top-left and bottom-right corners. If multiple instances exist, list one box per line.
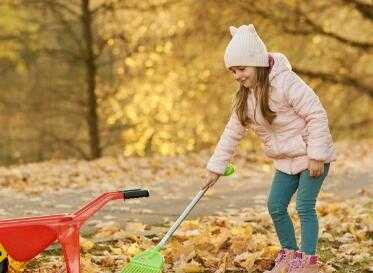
left=156, top=164, right=235, bottom=249
left=156, top=187, right=208, bottom=248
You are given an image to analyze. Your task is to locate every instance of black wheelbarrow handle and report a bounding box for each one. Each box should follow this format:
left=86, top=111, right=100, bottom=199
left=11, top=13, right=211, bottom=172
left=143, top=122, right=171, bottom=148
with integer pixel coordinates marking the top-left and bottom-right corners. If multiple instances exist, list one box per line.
left=123, top=188, right=150, bottom=199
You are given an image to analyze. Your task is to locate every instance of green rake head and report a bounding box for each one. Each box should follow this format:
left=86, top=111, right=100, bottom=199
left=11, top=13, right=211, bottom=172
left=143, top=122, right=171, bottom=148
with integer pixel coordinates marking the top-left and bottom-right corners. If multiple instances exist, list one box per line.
left=121, top=246, right=164, bottom=273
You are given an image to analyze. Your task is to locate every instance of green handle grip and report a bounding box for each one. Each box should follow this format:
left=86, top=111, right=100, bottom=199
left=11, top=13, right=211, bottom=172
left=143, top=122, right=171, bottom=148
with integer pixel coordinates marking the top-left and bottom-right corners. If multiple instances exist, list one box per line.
left=223, top=163, right=236, bottom=176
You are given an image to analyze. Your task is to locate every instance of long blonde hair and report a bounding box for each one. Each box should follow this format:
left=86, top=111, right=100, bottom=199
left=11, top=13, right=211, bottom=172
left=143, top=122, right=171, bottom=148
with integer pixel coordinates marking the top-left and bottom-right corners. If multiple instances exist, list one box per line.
left=233, top=66, right=276, bottom=127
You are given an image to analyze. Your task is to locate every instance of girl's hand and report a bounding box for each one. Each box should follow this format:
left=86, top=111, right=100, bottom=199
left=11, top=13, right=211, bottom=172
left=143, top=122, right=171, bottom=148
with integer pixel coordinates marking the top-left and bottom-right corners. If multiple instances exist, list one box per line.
left=202, top=170, right=221, bottom=190
left=308, top=159, right=324, bottom=177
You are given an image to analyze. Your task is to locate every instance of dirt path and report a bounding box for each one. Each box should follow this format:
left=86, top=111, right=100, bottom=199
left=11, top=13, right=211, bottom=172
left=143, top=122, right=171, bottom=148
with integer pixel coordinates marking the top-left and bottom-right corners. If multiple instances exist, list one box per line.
left=0, top=168, right=371, bottom=236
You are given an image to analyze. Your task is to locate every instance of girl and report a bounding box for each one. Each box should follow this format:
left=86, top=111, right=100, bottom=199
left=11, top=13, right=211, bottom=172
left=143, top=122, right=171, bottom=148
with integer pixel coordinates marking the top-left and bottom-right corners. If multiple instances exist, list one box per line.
left=204, top=24, right=336, bottom=273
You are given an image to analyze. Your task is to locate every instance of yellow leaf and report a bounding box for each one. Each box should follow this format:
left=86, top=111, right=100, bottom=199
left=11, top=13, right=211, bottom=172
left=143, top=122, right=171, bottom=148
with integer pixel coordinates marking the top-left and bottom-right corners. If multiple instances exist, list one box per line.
left=175, top=262, right=204, bottom=273
left=127, top=243, right=141, bottom=256
left=181, top=220, right=201, bottom=230
left=8, top=257, right=26, bottom=273
left=231, top=224, right=253, bottom=239
left=260, top=245, right=280, bottom=260
left=240, top=252, right=260, bottom=272
left=80, top=237, right=95, bottom=252
left=110, top=245, right=123, bottom=255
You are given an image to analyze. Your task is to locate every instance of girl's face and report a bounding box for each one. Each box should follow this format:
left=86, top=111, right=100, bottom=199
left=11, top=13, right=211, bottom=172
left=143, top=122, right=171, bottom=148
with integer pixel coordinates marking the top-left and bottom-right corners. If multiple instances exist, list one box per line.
left=229, top=66, right=256, bottom=88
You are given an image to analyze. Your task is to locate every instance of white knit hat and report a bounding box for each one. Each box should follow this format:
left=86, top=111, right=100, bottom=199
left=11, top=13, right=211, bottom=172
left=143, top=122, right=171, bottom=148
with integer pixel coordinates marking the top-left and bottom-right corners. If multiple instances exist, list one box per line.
left=224, top=24, right=269, bottom=69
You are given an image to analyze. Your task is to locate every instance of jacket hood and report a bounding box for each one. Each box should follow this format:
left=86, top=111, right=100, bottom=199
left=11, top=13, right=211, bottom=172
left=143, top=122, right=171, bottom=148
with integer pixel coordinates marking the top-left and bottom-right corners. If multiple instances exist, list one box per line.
left=269, top=52, right=292, bottom=81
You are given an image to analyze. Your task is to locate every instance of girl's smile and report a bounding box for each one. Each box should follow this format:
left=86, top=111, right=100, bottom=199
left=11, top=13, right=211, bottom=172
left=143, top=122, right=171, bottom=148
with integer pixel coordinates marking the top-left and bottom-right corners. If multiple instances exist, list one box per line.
left=229, top=66, right=257, bottom=88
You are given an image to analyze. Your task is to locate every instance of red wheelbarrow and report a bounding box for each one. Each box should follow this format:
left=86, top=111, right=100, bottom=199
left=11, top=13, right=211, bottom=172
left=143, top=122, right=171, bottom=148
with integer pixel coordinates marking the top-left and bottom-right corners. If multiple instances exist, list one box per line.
left=0, top=188, right=149, bottom=273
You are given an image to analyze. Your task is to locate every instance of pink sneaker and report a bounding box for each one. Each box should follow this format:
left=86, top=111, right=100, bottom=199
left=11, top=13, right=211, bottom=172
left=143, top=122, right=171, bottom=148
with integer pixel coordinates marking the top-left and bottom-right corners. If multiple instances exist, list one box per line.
left=288, top=251, right=319, bottom=273
left=264, top=249, right=294, bottom=273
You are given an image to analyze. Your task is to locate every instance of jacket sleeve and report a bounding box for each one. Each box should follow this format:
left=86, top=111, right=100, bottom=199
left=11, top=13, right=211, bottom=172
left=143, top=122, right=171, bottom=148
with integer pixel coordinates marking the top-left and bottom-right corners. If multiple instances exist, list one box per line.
left=284, top=72, right=333, bottom=161
left=206, top=111, right=247, bottom=174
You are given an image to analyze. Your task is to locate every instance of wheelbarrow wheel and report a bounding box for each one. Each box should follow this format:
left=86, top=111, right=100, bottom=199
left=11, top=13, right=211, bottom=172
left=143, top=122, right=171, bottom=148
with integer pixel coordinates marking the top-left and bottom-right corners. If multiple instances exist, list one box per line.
left=0, top=258, right=8, bottom=273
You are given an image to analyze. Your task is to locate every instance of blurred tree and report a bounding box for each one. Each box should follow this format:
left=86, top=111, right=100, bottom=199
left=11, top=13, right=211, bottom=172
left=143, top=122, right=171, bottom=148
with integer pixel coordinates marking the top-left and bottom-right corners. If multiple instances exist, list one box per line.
left=0, top=0, right=371, bottom=164
left=188, top=0, right=373, bottom=142
left=239, top=0, right=373, bottom=137
left=0, top=0, right=188, bottom=162
left=237, top=0, right=373, bottom=98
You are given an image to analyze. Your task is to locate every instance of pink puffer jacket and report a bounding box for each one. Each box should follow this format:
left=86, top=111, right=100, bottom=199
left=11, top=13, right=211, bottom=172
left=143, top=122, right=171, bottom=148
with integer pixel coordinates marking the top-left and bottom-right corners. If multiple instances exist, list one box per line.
left=207, top=52, right=336, bottom=175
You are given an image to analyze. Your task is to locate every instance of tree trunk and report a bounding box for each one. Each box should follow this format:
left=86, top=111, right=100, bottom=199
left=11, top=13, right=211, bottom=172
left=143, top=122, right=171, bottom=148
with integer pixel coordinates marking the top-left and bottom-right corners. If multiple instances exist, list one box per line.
left=81, top=0, right=101, bottom=159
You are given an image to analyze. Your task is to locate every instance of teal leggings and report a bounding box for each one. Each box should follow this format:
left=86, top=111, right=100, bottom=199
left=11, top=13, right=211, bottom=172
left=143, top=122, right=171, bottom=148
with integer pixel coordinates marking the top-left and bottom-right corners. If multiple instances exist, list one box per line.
left=267, top=164, right=330, bottom=255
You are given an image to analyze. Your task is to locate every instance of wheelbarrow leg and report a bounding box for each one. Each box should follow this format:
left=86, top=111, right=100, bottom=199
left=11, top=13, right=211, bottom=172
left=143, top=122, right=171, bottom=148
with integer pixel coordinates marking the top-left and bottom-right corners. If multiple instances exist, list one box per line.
left=58, top=225, right=81, bottom=273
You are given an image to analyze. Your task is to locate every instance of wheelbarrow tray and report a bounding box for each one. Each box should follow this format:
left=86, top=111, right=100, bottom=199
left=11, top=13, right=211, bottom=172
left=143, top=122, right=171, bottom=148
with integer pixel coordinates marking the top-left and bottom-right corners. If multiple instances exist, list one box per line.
left=0, top=189, right=149, bottom=273
left=0, top=214, right=73, bottom=261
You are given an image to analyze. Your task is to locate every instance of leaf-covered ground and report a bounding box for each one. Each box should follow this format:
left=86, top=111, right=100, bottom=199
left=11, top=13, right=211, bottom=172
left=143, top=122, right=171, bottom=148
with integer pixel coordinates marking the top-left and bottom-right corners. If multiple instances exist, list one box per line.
left=1, top=139, right=372, bottom=273
left=0, top=140, right=372, bottom=193
left=6, top=192, right=371, bottom=273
